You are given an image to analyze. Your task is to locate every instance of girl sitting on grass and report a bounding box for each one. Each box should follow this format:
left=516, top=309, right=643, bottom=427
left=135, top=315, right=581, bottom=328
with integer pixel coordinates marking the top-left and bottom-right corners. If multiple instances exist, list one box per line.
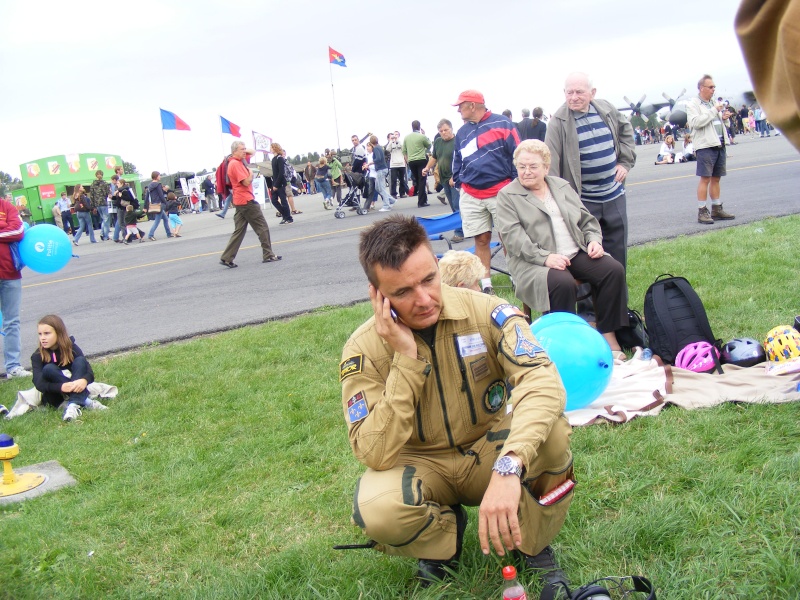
left=31, top=314, right=107, bottom=422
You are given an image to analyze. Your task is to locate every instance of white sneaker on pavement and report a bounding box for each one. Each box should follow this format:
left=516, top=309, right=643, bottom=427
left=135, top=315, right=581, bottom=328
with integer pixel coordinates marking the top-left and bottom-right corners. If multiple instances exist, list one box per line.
left=378, top=206, right=392, bottom=212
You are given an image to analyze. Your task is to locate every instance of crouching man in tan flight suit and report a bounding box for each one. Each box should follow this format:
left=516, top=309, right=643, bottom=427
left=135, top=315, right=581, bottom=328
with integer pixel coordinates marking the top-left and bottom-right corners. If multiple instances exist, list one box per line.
left=338, top=214, right=575, bottom=592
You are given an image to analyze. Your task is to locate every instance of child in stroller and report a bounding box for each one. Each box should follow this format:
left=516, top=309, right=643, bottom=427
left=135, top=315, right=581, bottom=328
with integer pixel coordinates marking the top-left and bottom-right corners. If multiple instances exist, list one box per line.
left=333, top=170, right=368, bottom=218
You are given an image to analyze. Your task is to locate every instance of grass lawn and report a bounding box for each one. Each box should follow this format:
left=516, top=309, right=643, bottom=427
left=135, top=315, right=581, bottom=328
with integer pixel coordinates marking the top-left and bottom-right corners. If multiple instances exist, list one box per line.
left=0, top=216, right=798, bottom=599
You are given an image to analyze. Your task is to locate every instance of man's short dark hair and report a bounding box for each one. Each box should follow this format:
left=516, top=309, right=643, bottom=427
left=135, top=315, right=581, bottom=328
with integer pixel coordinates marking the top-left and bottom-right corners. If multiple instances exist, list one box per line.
left=151, top=171, right=160, bottom=180
left=359, top=214, right=432, bottom=286
left=411, top=120, right=421, bottom=131
left=437, top=118, right=452, bottom=129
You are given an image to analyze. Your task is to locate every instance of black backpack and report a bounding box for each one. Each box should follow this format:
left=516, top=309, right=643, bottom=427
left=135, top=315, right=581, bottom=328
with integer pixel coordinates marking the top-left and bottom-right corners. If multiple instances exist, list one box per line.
left=643, top=274, right=720, bottom=364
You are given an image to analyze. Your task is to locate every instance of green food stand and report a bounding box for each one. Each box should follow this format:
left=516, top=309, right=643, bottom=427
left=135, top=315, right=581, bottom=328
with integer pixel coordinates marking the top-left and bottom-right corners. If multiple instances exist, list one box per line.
left=16, top=153, right=143, bottom=225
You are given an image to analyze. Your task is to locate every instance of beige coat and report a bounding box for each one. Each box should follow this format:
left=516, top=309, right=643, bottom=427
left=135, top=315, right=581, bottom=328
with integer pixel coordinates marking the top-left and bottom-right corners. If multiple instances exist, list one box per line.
left=497, top=176, right=602, bottom=312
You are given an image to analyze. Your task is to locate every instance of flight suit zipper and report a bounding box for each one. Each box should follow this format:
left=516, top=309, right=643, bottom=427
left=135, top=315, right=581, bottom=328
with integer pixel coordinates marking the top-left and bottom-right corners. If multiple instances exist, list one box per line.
left=426, top=339, right=455, bottom=448
left=453, top=333, right=478, bottom=425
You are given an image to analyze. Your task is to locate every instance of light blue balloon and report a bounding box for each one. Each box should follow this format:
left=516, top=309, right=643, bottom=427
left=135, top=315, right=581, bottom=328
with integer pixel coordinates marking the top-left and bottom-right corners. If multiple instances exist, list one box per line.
left=22, top=222, right=30, bottom=231
left=531, top=312, right=588, bottom=337
left=532, top=320, right=613, bottom=411
left=19, top=224, right=72, bottom=274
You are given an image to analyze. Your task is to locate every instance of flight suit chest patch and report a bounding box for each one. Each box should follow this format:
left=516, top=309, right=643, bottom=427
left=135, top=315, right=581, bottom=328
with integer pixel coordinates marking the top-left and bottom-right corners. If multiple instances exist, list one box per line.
left=470, top=356, right=490, bottom=382
left=483, top=380, right=506, bottom=413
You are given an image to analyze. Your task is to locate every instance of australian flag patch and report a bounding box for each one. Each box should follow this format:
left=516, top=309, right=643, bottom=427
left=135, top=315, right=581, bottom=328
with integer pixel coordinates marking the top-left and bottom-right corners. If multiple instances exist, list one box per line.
left=347, top=391, right=369, bottom=424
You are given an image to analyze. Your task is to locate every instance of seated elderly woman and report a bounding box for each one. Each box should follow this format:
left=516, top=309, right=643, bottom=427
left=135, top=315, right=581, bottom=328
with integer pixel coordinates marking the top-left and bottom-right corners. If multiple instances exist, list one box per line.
left=496, top=139, right=627, bottom=354
left=438, top=250, right=484, bottom=291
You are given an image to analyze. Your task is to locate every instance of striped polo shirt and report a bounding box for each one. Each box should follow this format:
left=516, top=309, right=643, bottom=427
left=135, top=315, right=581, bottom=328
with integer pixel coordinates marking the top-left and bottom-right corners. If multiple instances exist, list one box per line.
left=574, top=106, right=623, bottom=203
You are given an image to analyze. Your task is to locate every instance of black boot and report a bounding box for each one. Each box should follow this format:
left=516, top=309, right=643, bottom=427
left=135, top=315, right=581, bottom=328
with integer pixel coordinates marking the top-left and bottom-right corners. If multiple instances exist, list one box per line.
left=416, top=504, right=467, bottom=588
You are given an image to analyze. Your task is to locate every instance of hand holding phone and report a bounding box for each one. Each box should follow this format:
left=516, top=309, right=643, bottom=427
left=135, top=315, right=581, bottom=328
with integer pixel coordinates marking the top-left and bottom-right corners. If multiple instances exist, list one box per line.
left=368, top=284, right=415, bottom=357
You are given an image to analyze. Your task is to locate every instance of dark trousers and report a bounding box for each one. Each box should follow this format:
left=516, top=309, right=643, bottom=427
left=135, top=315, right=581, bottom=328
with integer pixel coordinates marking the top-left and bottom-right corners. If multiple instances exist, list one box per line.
left=41, top=356, right=91, bottom=408
left=583, top=192, right=628, bottom=270
left=220, top=201, right=278, bottom=262
left=390, top=167, right=408, bottom=197
left=271, top=186, right=292, bottom=222
left=547, top=252, right=628, bottom=333
left=408, top=159, right=428, bottom=206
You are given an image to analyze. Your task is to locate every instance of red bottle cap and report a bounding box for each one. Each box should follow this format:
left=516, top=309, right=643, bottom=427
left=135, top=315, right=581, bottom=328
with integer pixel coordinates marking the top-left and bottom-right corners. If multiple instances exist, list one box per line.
left=502, top=565, right=518, bottom=580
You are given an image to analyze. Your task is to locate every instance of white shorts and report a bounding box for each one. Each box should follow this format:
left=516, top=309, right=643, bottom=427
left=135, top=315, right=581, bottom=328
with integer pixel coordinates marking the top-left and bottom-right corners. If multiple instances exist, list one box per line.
left=459, top=190, right=497, bottom=237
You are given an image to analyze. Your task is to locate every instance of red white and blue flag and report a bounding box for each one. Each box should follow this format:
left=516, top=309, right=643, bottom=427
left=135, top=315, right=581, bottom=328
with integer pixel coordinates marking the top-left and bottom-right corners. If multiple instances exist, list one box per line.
left=220, top=116, right=241, bottom=137
left=160, top=108, right=190, bottom=131
left=329, top=46, right=346, bottom=67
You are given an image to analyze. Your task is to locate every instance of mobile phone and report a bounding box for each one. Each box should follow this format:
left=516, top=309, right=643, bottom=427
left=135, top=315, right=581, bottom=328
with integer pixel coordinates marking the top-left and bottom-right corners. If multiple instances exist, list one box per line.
left=390, top=308, right=398, bottom=323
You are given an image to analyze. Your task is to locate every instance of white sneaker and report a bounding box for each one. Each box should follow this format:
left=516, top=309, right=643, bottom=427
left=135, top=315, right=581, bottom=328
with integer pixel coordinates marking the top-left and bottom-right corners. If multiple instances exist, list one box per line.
left=6, top=366, right=32, bottom=379
left=378, top=206, right=392, bottom=212
left=85, top=399, right=108, bottom=410
left=63, top=403, right=82, bottom=422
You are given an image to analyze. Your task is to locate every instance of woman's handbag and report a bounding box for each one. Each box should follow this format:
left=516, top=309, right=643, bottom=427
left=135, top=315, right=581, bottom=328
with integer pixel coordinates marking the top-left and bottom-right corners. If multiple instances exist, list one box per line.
left=147, top=203, right=162, bottom=213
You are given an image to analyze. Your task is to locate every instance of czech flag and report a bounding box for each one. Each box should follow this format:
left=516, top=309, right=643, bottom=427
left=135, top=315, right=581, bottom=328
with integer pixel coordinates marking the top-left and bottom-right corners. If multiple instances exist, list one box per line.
left=160, top=108, right=191, bottom=131
left=220, top=116, right=241, bottom=138
left=329, top=46, right=347, bottom=67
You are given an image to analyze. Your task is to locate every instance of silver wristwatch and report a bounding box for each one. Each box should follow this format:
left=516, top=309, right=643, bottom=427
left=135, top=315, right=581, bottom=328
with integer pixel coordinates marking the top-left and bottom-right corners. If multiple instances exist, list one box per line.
left=492, top=455, right=523, bottom=477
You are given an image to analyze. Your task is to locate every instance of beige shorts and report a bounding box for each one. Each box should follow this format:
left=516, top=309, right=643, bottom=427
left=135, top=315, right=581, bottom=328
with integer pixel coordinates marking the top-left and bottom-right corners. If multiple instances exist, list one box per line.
left=459, top=190, right=497, bottom=237
left=285, top=184, right=294, bottom=198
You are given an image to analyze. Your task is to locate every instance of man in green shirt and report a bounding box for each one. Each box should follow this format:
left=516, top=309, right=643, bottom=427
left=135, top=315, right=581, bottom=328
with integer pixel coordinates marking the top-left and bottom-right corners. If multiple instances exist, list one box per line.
left=423, top=119, right=464, bottom=241
left=402, top=120, right=432, bottom=207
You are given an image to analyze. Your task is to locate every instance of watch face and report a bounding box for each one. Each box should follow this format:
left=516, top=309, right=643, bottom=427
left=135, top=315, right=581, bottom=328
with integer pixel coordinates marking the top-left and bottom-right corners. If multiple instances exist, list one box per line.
left=495, top=456, right=517, bottom=475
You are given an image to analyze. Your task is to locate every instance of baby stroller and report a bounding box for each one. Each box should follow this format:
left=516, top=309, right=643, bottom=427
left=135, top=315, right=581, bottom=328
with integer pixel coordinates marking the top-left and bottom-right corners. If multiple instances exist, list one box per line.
left=177, top=195, right=193, bottom=215
left=334, top=171, right=368, bottom=218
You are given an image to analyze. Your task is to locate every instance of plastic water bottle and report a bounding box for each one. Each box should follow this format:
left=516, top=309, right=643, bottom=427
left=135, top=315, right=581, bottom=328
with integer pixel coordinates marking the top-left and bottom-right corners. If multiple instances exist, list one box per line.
left=640, top=348, right=653, bottom=361
left=501, top=565, right=527, bottom=600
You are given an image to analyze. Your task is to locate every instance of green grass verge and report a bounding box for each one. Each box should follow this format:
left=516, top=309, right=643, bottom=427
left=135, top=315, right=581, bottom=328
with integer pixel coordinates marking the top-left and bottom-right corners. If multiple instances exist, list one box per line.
left=0, top=216, right=798, bottom=599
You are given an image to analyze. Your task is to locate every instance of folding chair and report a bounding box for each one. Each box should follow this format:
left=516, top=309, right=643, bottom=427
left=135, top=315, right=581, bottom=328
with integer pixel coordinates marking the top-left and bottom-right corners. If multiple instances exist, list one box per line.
left=416, top=213, right=525, bottom=311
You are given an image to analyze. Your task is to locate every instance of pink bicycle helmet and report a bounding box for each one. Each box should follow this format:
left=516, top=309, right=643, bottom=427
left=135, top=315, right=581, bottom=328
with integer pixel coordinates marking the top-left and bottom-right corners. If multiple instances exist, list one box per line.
left=675, top=341, right=720, bottom=373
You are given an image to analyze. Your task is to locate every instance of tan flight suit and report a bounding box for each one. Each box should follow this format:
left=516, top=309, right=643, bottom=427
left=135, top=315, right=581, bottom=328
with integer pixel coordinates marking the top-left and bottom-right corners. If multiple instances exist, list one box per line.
left=340, top=285, right=573, bottom=560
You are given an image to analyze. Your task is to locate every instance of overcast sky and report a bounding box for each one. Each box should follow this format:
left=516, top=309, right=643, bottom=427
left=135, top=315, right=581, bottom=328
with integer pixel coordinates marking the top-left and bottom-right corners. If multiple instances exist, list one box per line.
left=0, top=0, right=752, bottom=178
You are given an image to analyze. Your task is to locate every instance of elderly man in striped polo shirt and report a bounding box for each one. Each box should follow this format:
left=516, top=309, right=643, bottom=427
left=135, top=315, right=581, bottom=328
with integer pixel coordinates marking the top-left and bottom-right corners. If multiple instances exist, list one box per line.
left=545, top=72, right=636, bottom=271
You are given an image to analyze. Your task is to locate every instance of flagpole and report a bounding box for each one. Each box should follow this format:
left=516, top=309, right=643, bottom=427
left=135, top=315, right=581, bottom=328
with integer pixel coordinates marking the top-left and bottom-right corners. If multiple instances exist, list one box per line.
left=161, top=129, right=171, bottom=175
left=329, top=61, right=341, bottom=152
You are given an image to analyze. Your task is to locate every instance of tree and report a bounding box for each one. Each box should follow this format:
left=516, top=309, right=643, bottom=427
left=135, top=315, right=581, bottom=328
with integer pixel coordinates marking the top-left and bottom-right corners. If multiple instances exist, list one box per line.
left=123, top=161, right=138, bottom=175
left=0, top=171, right=22, bottom=198
left=197, top=168, right=209, bottom=176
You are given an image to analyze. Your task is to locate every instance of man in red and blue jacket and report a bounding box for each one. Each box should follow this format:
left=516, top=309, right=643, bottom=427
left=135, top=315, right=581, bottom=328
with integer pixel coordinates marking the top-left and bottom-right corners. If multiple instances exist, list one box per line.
left=0, top=196, right=31, bottom=379
left=452, top=90, right=519, bottom=294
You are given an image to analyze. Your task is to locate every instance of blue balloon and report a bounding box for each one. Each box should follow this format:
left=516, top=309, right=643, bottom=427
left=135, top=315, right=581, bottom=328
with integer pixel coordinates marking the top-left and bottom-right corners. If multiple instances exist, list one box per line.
left=19, top=224, right=73, bottom=274
left=531, top=312, right=588, bottom=337
left=532, top=320, right=613, bottom=411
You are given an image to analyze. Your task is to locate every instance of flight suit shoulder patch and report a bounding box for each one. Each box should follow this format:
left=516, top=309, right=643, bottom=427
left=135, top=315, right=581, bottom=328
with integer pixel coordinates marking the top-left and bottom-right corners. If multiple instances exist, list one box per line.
left=501, top=323, right=547, bottom=366
left=340, top=354, right=363, bottom=381
left=490, top=304, right=526, bottom=329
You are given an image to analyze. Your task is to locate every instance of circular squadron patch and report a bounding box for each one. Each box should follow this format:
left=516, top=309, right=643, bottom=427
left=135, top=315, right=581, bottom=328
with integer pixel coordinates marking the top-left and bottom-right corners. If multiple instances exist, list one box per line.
left=483, top=380, right=507, bottom=413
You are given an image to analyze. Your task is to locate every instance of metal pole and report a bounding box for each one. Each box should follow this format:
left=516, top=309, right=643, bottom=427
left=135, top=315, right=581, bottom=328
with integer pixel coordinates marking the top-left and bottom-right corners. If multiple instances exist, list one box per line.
left=330, top=62, right=341, bottom=152
left=161, top=129, right=171, bottom=175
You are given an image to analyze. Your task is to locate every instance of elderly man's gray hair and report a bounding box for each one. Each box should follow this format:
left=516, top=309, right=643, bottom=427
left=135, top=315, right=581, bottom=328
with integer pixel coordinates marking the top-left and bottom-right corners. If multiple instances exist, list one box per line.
left=565, top=72, right=593, bottom=90
left=521, top=108, right=531, bottom=117
left=231, top=140, right=246, bottom=152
